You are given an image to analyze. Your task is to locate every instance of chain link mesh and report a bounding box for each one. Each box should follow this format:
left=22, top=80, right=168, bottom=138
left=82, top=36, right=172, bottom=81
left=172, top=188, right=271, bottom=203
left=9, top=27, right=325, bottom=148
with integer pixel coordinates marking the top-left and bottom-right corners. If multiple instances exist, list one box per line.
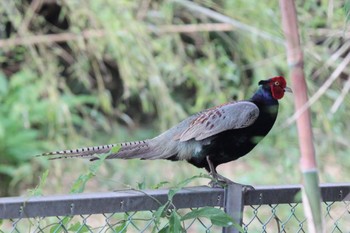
left=242, top=201, right=350, bottom=232
left=1, top=208, right=223, bottom=233
left=1, top=201, right=349, bottom=232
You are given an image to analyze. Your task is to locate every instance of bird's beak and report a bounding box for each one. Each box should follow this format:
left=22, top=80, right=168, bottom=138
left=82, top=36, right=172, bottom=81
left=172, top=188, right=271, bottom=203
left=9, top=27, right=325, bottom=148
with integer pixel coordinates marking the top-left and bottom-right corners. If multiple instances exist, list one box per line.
left=284, top=86, right=293, bottom=93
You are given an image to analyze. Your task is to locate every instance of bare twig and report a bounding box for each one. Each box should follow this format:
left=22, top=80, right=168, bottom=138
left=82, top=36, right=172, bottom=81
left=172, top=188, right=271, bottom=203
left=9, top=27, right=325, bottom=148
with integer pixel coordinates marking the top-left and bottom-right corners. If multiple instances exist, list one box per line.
left=136, top=0, right=152, bottom=20
left=18, top=0, right=43, bottom=34
left=0, top=29, right=106, bottom=48
left=151, top=23, right=235, bottom=34
left=312, top=40, right=350, bottom=79
left=307, top=28, right=350, bottom=39
left=1, top=0, right=46, bottom=76
left=173, top=0, right=284, bottom=45
left=0, top=23, right=236, bottom=48
left=285, top=51, right=350, bottom=126
left=330, top=76, right=350, bottom=113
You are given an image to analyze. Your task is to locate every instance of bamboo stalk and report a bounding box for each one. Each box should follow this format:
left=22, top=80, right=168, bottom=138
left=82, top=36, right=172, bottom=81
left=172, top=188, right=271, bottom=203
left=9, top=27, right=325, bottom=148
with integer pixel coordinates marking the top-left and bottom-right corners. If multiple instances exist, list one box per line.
left=279, top=1, right=324, bottom=232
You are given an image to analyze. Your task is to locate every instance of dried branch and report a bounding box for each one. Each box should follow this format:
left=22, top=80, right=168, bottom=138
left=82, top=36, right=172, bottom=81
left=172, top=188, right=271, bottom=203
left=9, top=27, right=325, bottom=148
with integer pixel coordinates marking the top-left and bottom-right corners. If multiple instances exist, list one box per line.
left=0, top=29, right=106, bottom=48
left=18, top=0, right=43, bottom=34
left=151, top=23, right=235, bottom=34
left=0, top=23, right=236, bottom=48
left=330, top=76, right=350, bottom=113
left=173, top=0, right=284, bottom=44
left=285, top=51, right=350, bottom=126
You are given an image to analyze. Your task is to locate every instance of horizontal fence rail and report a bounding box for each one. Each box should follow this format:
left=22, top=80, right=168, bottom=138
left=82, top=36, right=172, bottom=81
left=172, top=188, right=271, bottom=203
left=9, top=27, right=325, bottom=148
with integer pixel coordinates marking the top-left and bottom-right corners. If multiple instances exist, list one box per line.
left=0, top=187, right=225, bottom=219
left=0, top=183, right=349, bottom=232
left=244, top=183, right=350, bottom=205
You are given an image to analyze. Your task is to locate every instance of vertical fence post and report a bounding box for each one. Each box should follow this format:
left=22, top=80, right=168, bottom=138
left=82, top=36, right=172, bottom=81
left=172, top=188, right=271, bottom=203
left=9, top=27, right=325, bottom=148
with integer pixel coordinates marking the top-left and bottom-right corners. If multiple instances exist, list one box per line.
left=223, top=183, right=244, bottom=233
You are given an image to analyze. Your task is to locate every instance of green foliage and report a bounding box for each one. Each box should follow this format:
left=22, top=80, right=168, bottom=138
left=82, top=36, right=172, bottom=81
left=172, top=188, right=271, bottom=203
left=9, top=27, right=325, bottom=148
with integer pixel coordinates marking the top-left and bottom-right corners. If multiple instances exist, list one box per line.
left=0, top=66, right=102, bottom=195
left=49, top=217, right=70, bottom=233
left=28, top=169, right=49, bottom=197
left=114, top=221, right=128, bottom=233
left=0, top=0, right=349, bottom=196
left=68, top=222, right=90, bottom=233
left=344, top=0, right=350, bottom=21
left=181, top=207, right=236, bottom=227
left=64, top=162, right=235, bottom=232
left=152, top=175, right=238, bottom=232
left=70, top=148, right=117, bottom=193
left=48, top=216, right=91, bottom=233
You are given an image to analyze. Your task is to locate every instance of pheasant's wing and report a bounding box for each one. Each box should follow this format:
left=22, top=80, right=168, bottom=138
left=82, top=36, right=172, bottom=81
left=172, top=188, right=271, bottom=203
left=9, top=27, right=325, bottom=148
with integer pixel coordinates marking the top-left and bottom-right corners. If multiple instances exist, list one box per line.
left=178, top=101, right=259, bottom=142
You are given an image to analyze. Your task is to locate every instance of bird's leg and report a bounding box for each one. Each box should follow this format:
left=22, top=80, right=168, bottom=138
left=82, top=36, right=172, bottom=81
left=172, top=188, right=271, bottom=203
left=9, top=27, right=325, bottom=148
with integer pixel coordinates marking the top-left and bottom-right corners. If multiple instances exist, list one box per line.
left=206, top=156, right=254, bottom=191
left=206, top=156, right=232, bottom=187
left=206, top=156, right=218, bottom=180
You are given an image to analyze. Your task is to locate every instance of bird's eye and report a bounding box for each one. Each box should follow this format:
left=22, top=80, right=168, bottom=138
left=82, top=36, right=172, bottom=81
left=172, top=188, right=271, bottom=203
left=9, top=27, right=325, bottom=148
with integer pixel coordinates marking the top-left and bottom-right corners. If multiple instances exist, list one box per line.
left=274, top=81, right=280, bottom=86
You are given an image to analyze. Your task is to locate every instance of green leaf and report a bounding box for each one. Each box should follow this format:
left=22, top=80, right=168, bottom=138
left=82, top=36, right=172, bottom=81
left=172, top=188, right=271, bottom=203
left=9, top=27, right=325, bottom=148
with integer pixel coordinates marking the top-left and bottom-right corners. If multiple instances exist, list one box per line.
left=181, top=207, right=242, bottom=229
left=70, top=172, right=95, bottom=194
left=99, top=90, right=113, bottom=114
left=137, top=180, right=146, bottom=190
left=210, top=214, right=234, bottom=227
left=68, top=222, right=90, bottom=232
left=68, top=222, right=81, bottom=231
left=153, top=181, right=170, bottom=189
left=168, top=175, right=206, bottom=200
left=29, top=170, right=49, bottom=196
left=154, top=203, right=168, bottom=221
left=50, top=216, right=71, bottom=233
left=158, top=225, right=169, bottom=233
left=114, top=222, right=128, bottom=233
left=152, top=203, right=169, bottom=233
left=169, top=211, right=183, bottom=233
left=69, top=148, right=117, bottom=194
left=0, top=165, right=16, bottom=176
left=345, top=0, right=350, bottom=22
left=89, top=152, right=109, bottom=174
left=0, top=73, right=8, bottom=96
left=211, top=215, right=244, bottom=232
left=111, top=145, right=121, bottom=154
left=181, top=207, right=224, bottom=221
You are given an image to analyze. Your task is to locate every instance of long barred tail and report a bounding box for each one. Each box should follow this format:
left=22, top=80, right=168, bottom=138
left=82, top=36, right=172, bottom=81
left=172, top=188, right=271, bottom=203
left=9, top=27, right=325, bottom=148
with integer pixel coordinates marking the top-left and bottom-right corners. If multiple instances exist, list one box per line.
left=38, top=140, right=152, bottom=161
left=38, top=144, right=117, bottom=160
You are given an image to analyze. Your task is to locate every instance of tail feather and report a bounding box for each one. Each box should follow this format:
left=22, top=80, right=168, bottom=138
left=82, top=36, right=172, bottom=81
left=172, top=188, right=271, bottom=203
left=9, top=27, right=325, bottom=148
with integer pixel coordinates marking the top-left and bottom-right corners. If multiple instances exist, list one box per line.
left=39, top=144, right=117, bottom=160
left=38, top=140, right=158, bottom=161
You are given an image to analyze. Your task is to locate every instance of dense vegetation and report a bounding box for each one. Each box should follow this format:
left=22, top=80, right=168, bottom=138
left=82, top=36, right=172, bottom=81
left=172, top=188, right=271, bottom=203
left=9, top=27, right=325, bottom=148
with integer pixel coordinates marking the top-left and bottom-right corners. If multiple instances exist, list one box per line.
left=0, top=0, right=349, bottom=196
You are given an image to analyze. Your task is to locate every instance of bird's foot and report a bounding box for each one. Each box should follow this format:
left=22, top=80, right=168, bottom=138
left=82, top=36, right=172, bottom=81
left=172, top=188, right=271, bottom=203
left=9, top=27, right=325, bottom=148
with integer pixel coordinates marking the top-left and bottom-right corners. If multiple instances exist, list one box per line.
left=215, top=173, right=255, bottom=191
left=208, top=175, right=255, bottom=191
left=205, top=156, right=254, bottom=190
left=208, top=179, right=228, bottom=188
left=208, top=180, right=255, bottom=191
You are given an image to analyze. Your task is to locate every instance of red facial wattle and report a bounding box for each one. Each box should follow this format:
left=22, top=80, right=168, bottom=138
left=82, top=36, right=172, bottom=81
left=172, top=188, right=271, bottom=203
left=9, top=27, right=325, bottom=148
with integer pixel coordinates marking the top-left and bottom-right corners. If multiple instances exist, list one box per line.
left=271, top=86, right=285, bottom=99
left=270, top=76, right=287, bottom=100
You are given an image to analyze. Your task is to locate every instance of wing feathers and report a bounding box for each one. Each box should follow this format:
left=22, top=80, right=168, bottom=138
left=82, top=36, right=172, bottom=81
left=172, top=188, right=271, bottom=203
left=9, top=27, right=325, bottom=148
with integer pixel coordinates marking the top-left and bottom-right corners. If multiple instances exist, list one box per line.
left=179, top=101, right=259, bottom=142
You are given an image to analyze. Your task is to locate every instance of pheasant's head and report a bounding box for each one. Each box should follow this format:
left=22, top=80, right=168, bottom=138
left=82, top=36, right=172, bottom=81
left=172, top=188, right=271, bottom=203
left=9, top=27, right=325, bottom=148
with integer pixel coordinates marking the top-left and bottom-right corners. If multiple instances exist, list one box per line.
left=258, top=76, right=292, bottom=100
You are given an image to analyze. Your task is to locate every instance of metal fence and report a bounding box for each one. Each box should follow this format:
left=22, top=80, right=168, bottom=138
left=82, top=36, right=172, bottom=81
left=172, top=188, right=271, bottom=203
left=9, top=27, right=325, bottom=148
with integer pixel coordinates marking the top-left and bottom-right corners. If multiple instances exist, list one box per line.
left=0, top=183, right=349, bottom=232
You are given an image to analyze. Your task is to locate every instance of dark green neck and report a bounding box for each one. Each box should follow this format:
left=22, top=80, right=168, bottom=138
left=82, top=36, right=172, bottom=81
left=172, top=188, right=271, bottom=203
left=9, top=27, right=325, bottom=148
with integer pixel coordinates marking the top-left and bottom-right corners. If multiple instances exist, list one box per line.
left=250, top=86, right=278, bottom=106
